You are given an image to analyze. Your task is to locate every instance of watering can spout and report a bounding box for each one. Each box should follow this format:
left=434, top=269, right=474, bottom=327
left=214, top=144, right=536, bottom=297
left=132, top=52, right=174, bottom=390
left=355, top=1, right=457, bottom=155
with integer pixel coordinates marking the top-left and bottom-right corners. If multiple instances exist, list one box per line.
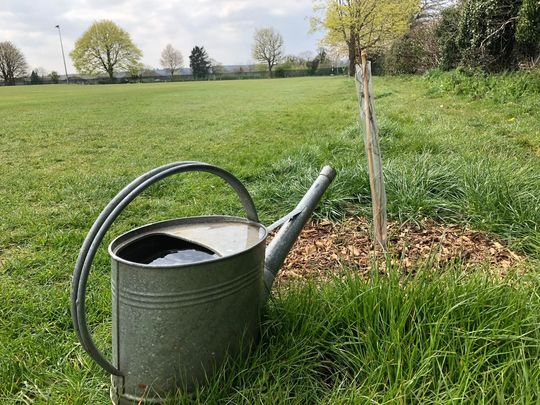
left=262, top=166, right=336, bottom=305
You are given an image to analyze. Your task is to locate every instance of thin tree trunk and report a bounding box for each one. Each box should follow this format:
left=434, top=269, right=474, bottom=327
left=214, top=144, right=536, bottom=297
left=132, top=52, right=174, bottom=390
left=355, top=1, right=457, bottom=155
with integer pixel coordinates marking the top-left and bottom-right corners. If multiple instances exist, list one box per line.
left=348, top=35, right=356, bottom=77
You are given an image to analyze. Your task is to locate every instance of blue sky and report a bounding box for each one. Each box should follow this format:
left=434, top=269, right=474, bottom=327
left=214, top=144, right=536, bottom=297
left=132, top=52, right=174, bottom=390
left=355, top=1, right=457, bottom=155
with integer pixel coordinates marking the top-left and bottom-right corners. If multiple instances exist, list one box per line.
left=0, top=0, right=323, bottom=74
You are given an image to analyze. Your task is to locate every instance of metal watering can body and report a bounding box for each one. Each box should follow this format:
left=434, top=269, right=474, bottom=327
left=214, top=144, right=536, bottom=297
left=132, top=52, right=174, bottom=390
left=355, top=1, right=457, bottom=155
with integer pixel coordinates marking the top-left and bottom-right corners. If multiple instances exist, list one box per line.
left=71, top=162, right=335, bottom=404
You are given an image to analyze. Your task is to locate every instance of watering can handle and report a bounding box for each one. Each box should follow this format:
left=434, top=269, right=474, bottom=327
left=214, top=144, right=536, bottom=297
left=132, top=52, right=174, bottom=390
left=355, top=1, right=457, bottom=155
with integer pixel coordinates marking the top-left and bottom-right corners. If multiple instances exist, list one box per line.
left=71, top=161, right=259, bottom=376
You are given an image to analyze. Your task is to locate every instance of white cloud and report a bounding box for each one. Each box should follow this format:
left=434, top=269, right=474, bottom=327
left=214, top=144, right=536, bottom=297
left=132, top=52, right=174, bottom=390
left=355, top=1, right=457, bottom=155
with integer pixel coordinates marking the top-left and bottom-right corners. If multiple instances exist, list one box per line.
left=62, top=8, right=139, bottom=23
left=0, top=0, right=322, bottom=74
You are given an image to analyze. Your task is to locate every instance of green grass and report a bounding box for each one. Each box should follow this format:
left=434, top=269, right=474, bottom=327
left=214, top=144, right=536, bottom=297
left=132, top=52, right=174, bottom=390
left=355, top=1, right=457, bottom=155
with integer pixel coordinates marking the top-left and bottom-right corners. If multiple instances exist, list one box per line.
left=167, top=269, right=540, bottom=404
left=0, top=76, right=539, bottom=403
left=424, top=68, right=540, bottom=104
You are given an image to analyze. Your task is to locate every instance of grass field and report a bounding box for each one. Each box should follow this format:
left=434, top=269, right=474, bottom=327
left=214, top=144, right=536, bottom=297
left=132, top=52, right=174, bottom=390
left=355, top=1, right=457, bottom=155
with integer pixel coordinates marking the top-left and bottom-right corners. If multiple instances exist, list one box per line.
left=0, top=76, right=539, bottom=403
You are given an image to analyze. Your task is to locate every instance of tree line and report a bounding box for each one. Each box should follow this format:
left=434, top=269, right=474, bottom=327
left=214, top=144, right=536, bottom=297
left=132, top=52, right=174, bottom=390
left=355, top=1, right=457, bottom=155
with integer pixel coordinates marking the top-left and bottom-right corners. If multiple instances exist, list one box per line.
left=1, top=1, right=537, bottom=85
left=0, top=21, right=298, bottom=85
left=312, top=0, right=539, bottom=75
left=69, top=20, right=227, bottom=81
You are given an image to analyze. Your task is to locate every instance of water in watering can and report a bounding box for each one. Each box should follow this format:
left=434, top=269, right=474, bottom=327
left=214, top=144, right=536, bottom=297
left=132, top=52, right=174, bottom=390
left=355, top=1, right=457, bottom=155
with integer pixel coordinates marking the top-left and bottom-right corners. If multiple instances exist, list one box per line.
left=147, top=248, right=218, bottom=266
left=117, top=233, right=220, bottom=266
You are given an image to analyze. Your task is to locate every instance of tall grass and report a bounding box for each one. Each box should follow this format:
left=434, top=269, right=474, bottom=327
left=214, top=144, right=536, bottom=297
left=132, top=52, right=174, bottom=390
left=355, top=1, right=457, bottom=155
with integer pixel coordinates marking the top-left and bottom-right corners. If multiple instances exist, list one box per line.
left=252, top=131, right=540, bottom=254
left=424, top=68, right=540, bottom=105
left=166, top=269, right=540, bottom=404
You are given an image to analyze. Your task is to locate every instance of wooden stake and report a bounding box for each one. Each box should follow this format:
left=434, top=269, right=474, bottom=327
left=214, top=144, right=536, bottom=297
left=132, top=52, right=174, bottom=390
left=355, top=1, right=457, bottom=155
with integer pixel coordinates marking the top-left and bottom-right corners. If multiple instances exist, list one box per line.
left=355, top=50, right=387, bottom=251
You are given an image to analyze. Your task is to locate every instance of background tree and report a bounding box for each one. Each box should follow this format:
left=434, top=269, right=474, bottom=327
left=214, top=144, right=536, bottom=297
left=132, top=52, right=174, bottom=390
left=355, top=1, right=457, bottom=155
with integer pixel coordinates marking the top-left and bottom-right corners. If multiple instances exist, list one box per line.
left=325, top=46, right=346, bottom=69
left=383, top=0, right=444, bottom=75
left=210, top=59, right=225, bottom=74
left=49, top=71, right=60, bottom=84
left=316, top=47, right=328, bottom=64
left=306, top=57, right=320, bottom=75
left=433, top=0, right=539, bottom=72
left=385, top=21, right=440, bottom=74
left=311, top=0, right=418, bottom=75
left=189, top=46, right=211, bottom=79
left=283, top=54, right=308, bottom=67
left=515, top=0, right=540, bottom=64
left=70, top=20, right=142, bottom=80
left=435, top=5, right=461, bottom=70
left=30, top=70, right=41, bottom=85
left=35, top=67, right=48, bottom=79
left=415, top=0, right=448, bottom=21
left=127, top=63, right=144, bottom=82
left=0, top=41, right=28, bottom=86
left=251, top=27, right=284, bottom=77
left=160, top=44, right=184, bottom=79
left=298, top=51, right=315, bottom=63
left=456, top=0, right=522, bottom=71
left=141, top=65, right=157, bottom=77
left=379, top=0, right=539, bottom=74
left=305, top=47, right=329, bottom=74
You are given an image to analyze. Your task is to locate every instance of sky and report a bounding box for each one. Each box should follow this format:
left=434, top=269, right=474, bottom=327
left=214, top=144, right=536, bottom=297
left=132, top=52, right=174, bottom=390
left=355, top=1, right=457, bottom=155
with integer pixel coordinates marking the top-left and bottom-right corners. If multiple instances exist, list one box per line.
left=0, top=0, right=323, bottom=74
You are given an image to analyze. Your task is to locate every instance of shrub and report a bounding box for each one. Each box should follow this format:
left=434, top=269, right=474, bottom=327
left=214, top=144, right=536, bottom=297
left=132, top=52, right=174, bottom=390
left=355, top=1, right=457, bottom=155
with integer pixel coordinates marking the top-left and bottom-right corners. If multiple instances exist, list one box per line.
left=385, top=22, right=440, bottom=75
left=516, top=0, right=540, bottom=62
left=436, top=0, right=538, bottom=72
left=273, top=65, right=286, bottom=78
left=436, top=6, right=462, bottom=71
left=49, top=71, right=59, bottom=84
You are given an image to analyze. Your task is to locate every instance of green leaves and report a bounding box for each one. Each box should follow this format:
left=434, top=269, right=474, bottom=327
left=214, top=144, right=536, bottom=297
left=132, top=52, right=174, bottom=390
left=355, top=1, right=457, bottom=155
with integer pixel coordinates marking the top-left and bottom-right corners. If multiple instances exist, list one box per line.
left=516, top=0, right=540, bottom=53
left=188, top=46, right=211, bottom=79
left=315, top=0, right=419, bottom=51
left=70, top=20, right=142, bottom=79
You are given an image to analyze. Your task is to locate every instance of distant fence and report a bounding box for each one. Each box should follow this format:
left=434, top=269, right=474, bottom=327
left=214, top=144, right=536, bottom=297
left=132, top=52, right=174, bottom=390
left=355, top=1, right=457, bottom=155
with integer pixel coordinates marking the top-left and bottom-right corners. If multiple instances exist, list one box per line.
left=3, top=67, right=348, bottom=86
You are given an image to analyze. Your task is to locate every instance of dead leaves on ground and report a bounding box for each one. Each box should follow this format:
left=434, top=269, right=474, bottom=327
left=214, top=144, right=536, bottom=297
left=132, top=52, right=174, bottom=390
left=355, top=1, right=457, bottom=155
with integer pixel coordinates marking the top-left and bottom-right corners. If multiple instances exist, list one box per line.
left=276, top=217, right=524, bottom=283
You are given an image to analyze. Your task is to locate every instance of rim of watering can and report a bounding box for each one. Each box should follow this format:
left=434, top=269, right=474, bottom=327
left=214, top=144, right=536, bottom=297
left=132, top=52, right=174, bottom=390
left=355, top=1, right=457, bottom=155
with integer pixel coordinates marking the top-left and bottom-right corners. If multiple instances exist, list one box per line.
left=108, top=215, right=268, bottom=269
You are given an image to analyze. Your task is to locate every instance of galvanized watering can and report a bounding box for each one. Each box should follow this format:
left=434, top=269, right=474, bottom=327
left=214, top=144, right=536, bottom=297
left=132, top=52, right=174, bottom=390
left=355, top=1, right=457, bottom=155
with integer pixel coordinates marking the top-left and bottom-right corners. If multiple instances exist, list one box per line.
left=71, top=161, right=335, bottom=404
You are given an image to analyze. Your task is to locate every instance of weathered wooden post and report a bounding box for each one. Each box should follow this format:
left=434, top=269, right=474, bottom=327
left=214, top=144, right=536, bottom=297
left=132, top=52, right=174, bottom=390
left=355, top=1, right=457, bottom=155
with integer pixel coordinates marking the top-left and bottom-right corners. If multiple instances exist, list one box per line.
left=355, top=50, right=388, bottom=251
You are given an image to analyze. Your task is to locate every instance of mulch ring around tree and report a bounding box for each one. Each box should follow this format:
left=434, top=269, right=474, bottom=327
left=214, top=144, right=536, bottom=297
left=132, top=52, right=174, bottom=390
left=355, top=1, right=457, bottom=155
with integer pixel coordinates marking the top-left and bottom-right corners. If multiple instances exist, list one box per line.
left=275, top=217, right=524, bottom=283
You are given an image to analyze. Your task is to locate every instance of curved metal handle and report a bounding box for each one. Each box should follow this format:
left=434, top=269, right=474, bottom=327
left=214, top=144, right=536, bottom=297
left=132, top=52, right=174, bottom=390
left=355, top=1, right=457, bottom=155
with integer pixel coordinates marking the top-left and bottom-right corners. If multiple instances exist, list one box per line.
left=71, top=161, right=259, bottom=375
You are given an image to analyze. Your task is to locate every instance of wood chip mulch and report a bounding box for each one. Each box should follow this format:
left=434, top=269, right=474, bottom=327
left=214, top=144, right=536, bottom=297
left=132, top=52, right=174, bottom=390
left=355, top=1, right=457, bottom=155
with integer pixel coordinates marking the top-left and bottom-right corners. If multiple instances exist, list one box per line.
left=276, top=217, right=524, bottom=283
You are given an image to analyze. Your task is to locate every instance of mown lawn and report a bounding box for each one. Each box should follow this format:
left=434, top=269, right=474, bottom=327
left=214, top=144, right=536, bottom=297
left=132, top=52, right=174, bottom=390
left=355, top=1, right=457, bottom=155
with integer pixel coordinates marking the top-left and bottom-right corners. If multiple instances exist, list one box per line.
left=0, top=76, right=538, bottom=403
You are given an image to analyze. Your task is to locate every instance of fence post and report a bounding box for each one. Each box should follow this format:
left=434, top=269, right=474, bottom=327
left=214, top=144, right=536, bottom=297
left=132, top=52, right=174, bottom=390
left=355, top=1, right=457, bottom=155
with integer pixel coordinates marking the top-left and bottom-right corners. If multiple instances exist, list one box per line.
left=355, top=50, right=388, bottom=251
